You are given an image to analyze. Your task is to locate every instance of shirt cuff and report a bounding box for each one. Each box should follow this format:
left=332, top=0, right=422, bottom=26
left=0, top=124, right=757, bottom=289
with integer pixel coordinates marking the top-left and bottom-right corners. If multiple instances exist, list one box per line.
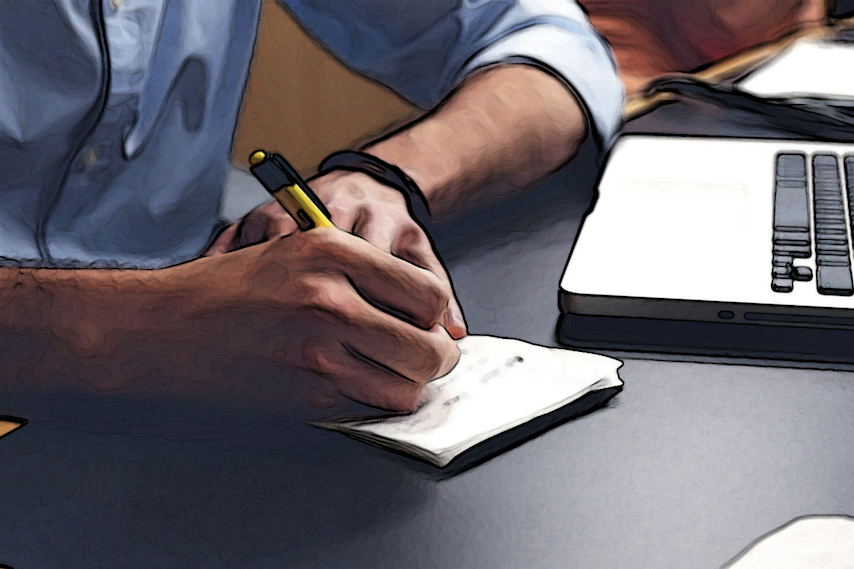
left=460, top=24, right=625, bottom=150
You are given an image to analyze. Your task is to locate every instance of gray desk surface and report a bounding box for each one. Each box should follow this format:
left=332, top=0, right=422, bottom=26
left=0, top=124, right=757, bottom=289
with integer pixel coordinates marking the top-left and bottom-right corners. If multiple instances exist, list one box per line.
left=3, top=107, right=854, bottom=568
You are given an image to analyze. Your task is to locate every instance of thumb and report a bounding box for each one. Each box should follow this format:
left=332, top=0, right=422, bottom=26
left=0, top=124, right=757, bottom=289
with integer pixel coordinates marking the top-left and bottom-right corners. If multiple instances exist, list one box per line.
left=443, top=296, right=467, bottom=340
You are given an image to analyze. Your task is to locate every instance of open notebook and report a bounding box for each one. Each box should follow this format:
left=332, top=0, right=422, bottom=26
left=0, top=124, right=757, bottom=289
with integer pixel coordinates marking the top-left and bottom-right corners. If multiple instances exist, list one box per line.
left=312, top=336, right=623, bottom=468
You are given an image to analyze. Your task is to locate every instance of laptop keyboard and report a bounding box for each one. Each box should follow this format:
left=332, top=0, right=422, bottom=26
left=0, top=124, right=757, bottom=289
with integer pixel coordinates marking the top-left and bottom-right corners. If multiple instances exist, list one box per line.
left=772, top=153, right=854, bottom=295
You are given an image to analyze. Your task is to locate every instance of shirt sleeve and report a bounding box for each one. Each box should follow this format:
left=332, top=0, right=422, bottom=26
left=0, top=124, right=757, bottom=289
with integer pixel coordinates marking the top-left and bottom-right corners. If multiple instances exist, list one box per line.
left=281, top=0, right=624, bottom=149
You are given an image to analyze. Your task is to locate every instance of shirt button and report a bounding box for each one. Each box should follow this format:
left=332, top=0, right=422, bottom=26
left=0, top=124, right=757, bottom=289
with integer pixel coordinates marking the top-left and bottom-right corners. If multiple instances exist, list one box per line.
left=81, top=147, right=99, bottom=170
left=110, top=0, right=123, bottom=8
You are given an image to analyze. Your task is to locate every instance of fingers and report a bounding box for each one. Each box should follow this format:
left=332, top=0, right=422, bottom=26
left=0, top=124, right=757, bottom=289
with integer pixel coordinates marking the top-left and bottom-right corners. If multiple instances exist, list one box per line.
left=391, top=225, right=468, bottom=340
left=306, top=172, right=467, bottom=337
left=302, top=276, right=459, bottom=385
left=442, top=296, right=467, bottom=340
left=352, top=207, right=393, bottom=252
left=305, top=229, right=451, bottom=332
left=262, top=201, right=298, bottom=238
left=235, top=201, right=297, bottom=249
left=305, top=342, right=425, bottom=412
left=204, top=201, right=298, bottom=256
left=304, top=328, right=457, bottom=412
left=347, top=210, right=468, bottom=339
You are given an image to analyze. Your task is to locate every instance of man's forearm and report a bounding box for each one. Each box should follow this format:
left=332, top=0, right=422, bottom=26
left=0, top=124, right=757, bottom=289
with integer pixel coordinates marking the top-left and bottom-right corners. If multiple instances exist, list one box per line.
left=0, top=265, right=194, bottom=389
left=366, top=64, right=589, bottom=219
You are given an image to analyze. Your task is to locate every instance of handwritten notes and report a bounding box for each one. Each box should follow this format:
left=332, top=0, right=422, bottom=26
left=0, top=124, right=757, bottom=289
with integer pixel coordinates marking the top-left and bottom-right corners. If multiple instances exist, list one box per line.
left=312, top=335, right=623, bottom=468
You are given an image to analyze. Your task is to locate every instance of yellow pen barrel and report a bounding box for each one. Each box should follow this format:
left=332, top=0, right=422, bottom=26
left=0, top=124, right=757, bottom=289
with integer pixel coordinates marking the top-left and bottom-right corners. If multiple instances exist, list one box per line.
left=271, top=184, right=335, bottom=230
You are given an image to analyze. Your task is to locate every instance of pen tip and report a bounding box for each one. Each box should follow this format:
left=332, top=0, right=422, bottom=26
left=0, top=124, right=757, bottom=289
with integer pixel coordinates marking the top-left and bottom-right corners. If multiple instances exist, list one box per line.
left=249, top=150, right=267, bottom=166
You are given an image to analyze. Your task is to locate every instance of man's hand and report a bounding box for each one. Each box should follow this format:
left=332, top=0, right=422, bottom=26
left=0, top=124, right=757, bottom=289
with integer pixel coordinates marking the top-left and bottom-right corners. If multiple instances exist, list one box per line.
left=195, top=228, right=460, bottom=411
left=20, top=228, right=459, bottom=413
left=205, top=169, right=467, bottom=339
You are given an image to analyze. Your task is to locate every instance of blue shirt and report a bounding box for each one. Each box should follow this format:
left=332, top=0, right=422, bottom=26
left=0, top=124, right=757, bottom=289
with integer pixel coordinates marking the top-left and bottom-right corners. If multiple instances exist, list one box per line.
left=0, top=0, right=623, bottom=269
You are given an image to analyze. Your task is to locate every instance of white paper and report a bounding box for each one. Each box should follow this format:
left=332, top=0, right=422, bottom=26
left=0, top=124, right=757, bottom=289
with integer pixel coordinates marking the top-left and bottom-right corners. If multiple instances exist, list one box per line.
left=312, top=335, right=623, bottom=467
left=725, top=516, right=854, bottom=569
left=737, top=39, right=854, bottom=101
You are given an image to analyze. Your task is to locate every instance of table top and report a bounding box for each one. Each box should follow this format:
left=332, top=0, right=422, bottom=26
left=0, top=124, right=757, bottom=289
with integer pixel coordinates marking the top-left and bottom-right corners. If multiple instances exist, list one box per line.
left=3, top=105, right=854, bottom=569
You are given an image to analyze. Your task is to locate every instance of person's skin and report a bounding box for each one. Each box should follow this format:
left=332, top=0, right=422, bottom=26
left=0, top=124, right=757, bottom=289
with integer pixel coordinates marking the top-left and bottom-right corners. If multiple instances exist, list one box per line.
left=2, top=230, right=456, bottom=412
left=3, top=63, right=587, bottom=413
left=207, top=63, right=589, bottom=320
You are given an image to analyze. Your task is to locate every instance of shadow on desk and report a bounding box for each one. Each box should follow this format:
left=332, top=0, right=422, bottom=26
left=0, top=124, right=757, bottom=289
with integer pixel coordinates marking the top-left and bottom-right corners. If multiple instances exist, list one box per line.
left=0, top=408, right=435, bottom=566
left=396, top=386, right=623, bottom=480
left=428, top=134, right=604, bottom=266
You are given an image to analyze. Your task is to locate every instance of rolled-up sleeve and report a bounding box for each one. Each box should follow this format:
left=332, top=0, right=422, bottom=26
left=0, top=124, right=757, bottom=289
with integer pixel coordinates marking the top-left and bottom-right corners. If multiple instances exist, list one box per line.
left=283, top=0, right=624, bottom=148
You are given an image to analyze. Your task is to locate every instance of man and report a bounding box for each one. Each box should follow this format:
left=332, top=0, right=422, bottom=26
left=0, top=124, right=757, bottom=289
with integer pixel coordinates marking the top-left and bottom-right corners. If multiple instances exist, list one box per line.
left=0, top=0, right=622, bottom=413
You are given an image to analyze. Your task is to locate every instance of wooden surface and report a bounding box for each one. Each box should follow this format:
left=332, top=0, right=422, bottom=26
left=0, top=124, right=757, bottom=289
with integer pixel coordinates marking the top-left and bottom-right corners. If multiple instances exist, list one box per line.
left=231, top=0, right=419, bottom=176
left=0, top=417, right=25, bottom=440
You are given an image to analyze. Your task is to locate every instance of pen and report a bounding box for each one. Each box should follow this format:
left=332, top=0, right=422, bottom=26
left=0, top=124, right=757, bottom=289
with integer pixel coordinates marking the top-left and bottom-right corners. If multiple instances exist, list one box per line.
left=248, top=150, right=335, bottom=231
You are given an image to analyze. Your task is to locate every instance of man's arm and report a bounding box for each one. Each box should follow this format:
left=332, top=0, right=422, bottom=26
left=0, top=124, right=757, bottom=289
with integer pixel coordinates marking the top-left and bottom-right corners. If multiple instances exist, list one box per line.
left=1, top=229, right=458, bottom=412
left=366, top=64, right=589, bottom=219
left=209, top=65, right=589, bottom=335
left=208, top=0, right=622, bottom=346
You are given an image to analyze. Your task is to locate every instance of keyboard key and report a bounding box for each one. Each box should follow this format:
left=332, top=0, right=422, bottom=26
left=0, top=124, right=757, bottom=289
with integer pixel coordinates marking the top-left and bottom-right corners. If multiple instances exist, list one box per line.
left=817, top=237, right=848, bottom=245
left=817, top=264, right=854, bottom=296
left=775, top=238, right=809, bottom=246
left=773, top=247, right=810, bottom=258
left=772, top=265, right=792, bottom=278
left=777, top=153, right=807, bottom=176
left=816, top=241, right=849, bottom=252
left=815, top=214, right=846, bottom=225
left=817, top=257, right=851, bottom=266
left=772, top=278, right=794, bottom=293
left=793, top=266, right=813, bottom=281
left=844, top=155, right=854, bottom=200
left=815, top=200, right=843, bottom=209
left=773, top=231, right=809, bottom=245
left=774, top=154, right=810, bottom=233
left=812, top=154, right=850, bottom=281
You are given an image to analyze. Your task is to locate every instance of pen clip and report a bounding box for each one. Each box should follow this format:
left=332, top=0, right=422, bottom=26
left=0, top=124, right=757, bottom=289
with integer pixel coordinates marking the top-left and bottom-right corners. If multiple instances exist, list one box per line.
left=295, top=208, right=316, bottom=231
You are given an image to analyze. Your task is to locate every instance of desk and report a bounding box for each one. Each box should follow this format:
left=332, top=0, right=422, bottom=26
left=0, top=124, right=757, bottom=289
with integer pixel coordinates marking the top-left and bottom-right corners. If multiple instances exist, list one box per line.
left=3, top=107, right=854, bottom=568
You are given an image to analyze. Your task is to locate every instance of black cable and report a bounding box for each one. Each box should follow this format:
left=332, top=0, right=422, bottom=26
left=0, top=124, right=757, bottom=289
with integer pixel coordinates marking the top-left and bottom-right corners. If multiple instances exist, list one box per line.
left=647, top=76, right=854, bottom=142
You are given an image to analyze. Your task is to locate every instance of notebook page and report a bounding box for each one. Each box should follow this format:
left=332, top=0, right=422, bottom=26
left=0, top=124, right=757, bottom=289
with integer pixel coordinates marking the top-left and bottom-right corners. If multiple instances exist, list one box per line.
left=724, top=515, right=854, bottom=569
left=737, top=39, right=854, bottom=101
left=314, top=336, right=622, bottom=467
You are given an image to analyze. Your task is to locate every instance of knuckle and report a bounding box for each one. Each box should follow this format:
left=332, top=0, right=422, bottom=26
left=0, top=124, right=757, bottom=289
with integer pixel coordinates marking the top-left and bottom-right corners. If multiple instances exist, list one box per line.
left=393, top=384, right=424, bottom=413
left=398, top=223, right=426, bottom=244
left=305, top=285, right=360, bottom=326
left=299, top=228, right=344, bottom=264
left=411, top=339, right=456, bottom=382
left=326, top=203, right=349, bottom=223
left=303, top=343, right=333, bottom=375
left=351, top=205, right=374, bottom=234
left=293, top=275, right=325, bottom=306
left=423, top=279, right=451, bottom=322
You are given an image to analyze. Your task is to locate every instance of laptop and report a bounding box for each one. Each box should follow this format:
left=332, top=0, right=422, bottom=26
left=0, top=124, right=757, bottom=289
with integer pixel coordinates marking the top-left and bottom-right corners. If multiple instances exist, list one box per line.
left=557, top=35, right=854, bottom=361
